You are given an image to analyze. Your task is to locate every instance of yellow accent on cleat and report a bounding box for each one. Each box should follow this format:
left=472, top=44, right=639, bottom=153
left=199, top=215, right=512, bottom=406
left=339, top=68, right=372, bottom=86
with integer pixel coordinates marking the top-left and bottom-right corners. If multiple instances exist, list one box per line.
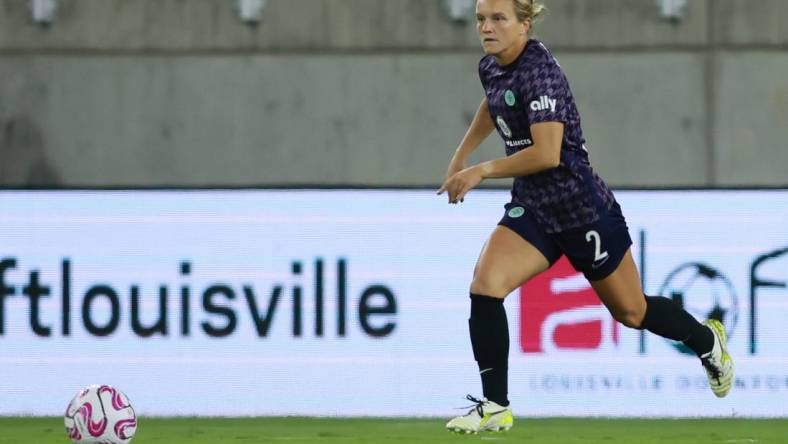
left=702, top=319, right=735, bottom=398
left=446, top=398, right=513, bottom=433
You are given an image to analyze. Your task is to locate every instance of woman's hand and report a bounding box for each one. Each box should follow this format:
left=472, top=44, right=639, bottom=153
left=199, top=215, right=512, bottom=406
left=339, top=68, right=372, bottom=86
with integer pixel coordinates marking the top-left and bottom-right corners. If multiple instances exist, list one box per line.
left=445, top=155, right=467, bottom=182
left=437, top=165, right=485, bottom=204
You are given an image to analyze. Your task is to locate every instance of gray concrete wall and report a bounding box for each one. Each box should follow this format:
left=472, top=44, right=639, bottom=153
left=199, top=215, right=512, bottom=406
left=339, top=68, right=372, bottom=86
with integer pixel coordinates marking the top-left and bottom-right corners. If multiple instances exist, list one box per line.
left=0, top=0, right=786, bottom=188
left=715, top=53, right=788, bottom=185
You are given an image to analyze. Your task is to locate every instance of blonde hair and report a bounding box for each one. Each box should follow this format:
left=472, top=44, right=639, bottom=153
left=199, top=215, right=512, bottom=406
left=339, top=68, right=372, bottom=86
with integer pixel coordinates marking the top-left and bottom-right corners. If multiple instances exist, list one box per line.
left=512, top=0, right=546, bottom=23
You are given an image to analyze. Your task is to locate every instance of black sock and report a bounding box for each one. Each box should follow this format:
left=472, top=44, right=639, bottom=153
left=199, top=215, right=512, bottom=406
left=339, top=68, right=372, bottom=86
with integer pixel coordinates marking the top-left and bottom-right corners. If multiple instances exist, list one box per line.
left=641, top=295, right=714, bottom=356
left=469, top=293, right=509, bottom=407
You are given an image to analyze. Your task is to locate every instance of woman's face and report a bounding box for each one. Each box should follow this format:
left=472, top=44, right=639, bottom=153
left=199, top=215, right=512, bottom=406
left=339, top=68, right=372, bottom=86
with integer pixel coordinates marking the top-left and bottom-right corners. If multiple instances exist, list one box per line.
left=476, top=0, right=530, bottom=57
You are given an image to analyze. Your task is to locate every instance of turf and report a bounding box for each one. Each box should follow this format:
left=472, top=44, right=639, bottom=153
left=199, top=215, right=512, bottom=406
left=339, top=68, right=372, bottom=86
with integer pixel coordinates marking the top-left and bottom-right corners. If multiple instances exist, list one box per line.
left=1, top=417, right=786, bottom=443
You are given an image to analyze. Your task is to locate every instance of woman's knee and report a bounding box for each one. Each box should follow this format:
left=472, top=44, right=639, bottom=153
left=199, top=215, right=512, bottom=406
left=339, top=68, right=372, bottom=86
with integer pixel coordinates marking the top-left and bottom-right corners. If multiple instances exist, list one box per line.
left=469, top=273, right=512, bottom=299
left=611, top=305, right=646, bottom=329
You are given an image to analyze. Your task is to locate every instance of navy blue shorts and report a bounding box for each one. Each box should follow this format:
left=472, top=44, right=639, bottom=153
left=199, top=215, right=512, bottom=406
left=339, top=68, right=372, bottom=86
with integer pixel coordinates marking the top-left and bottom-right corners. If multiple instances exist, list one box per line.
left=498, top=201, right=632, bottom=281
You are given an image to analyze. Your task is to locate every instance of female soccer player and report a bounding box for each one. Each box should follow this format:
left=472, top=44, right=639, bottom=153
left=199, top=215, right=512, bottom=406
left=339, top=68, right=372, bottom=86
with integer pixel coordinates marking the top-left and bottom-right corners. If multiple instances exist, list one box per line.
left=438, top=0, right=734, bottom=434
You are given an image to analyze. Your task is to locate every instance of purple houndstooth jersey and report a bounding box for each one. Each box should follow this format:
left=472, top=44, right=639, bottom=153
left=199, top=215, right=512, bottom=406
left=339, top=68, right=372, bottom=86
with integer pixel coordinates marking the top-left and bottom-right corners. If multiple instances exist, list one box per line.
left=479, top=39, right=616, bottom=233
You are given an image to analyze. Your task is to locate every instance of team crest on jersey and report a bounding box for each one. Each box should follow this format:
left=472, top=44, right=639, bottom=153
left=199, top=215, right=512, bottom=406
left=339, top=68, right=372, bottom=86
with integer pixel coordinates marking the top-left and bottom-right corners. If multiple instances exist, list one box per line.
left=496, top=115, right=512, bottom=138
left=504, top=90, right=516, bottom=106
left=508, top=207, right=525, bottom=218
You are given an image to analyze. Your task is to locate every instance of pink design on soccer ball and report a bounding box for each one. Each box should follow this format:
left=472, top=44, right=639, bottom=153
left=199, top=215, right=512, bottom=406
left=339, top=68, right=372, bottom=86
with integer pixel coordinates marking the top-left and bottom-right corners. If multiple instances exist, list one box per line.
left=114, top=391, right=130, bottom=410
left=99, top=385, right=130, bottom=410
left=114, top=417, right=138, bottom=440
left=67, top=426, right=82, bottom=440
left=76, top=401, right=108, bottom=437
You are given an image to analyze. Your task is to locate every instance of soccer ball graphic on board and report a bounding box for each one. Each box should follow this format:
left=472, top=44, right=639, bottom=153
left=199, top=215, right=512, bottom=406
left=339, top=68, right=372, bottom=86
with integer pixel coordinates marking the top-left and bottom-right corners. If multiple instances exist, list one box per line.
left=658, top=262, right=738, bottom=355
left=64, top=385, right=137, bottom=444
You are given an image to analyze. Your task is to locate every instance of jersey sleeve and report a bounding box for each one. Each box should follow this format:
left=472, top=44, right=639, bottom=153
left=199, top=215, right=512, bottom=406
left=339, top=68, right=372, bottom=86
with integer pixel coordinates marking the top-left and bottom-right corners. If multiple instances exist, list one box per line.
left=478, top=56, right=491, bottom=90
left=522, top=62, right=571, bottom=124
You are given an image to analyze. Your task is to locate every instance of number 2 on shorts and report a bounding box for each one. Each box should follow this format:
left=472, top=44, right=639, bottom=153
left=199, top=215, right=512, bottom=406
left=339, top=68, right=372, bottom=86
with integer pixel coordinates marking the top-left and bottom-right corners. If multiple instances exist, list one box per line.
left=585, top=230, right=609, bottom=262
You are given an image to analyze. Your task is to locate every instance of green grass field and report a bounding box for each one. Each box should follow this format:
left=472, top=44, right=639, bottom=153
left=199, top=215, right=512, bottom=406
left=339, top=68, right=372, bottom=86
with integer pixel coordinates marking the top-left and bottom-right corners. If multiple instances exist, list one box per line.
left=1, top=417, right=786, bottom=444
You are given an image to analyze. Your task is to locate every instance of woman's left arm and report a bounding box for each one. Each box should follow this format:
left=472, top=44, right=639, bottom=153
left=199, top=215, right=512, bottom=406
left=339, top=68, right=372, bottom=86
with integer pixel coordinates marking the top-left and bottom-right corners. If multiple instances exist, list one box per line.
left=478, top=121, right=563, bottom=178
left=438, top=121, right=563, bottom=203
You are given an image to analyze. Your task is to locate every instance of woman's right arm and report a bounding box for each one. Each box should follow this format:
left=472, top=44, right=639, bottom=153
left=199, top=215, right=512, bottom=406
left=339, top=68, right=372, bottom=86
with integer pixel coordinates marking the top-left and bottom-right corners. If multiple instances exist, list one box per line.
left=445, top=97, right=495, bottom=179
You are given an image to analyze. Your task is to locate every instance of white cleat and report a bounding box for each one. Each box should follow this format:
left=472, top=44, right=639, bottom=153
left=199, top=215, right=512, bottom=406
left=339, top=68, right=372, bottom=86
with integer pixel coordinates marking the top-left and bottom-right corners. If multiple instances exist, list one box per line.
left=445, top=395, right=513, bottom=434
left=701, top=319, right=735, bottom=398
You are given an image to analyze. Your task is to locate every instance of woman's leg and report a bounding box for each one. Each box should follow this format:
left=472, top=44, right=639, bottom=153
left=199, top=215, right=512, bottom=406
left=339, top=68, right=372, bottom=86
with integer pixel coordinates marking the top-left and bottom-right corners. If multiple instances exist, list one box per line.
left=589, top=248, right=734, bottom=397
left=471, top=225, right=550, bottom=298
left=447, top=209, right=562, bottom=433
left=588, top=249, right=710, bottom=347
left=468, top=225, right=551, bottom=407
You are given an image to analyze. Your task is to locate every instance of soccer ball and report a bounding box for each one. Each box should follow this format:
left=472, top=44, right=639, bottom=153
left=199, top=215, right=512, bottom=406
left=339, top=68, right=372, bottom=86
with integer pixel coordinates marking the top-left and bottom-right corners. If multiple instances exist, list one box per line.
left=64, top=385, right=137, bottom=444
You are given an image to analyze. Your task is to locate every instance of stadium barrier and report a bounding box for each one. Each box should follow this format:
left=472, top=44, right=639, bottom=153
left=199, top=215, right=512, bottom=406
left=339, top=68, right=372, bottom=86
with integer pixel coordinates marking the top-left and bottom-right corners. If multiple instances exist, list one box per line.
left=0, top=189, right=786, bottom=417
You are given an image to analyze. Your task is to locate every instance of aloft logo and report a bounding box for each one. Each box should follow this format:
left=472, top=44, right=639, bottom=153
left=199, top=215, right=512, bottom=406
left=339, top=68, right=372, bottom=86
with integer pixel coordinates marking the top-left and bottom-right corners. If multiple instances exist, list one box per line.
left=519, top=244, right=788, bottom=356
left=519, top=257, right=619, bottom=353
